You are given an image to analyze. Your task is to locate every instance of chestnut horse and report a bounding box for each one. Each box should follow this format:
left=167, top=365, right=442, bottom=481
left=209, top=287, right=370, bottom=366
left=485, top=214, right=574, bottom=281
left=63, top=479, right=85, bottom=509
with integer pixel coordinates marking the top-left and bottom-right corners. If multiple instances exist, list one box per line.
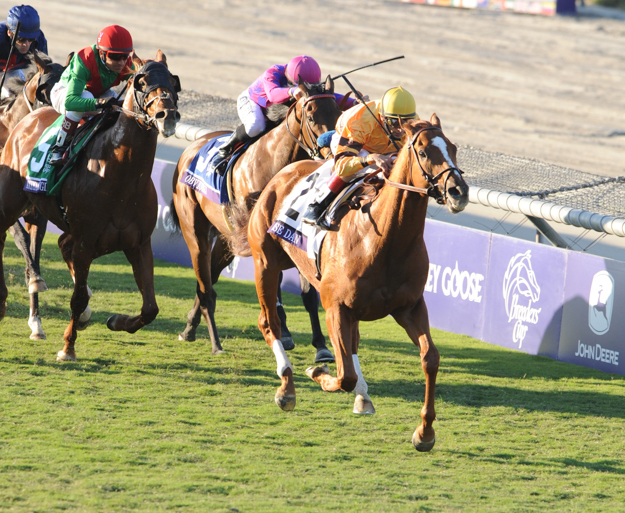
left=0, top=50, right=180, bottom=361
left=0, top=50, right=69, bottom=340
left=171, top=77, right=342, bottom=356
left=242, top=116, right=469, bottom=451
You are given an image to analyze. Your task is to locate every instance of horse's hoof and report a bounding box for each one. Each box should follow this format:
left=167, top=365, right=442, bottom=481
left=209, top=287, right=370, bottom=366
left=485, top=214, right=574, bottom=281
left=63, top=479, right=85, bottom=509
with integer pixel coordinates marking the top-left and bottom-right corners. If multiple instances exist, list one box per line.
left=178, top=332, right=196, bottom=342
left=29, top=332, right=47, bottom=341
left=281, top=336, right=294, bottom=351
left=56, top=350, right=76, bottom=362
left=305, top=363, right=329, bottom=380
left=315, top=347, right=335, bottom=363
left=353, top=395, right=376, bottom=415
left=28, top=277, right=48, bottom=294
left=212, top=349, right=226, bottom=355
left=412, top=430, right=436, bottom=452
left=106, top=315, right=125, bottom=331
left=275, top=391, right=296, bottom=411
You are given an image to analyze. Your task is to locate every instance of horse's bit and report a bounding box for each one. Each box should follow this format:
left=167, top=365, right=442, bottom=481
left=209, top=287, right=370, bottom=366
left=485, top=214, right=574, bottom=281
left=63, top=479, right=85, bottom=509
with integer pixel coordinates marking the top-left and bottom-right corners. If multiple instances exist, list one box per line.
left=285, top=93, right=336, bottom=159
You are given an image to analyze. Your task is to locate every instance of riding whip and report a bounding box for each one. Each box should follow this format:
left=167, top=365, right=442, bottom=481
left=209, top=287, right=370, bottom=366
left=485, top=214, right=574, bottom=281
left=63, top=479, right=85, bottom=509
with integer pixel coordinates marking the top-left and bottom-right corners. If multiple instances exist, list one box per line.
left=340, top=74, right=401, bottom=152
left=0, top=21, right=22, bottom=95
left=331, top=55, right=404, bottom=81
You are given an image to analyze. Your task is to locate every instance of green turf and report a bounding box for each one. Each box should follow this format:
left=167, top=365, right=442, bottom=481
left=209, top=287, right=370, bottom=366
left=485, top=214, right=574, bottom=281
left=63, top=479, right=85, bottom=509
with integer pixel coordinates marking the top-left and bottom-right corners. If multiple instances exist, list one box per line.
left=1, top=235, right=624, bottom=512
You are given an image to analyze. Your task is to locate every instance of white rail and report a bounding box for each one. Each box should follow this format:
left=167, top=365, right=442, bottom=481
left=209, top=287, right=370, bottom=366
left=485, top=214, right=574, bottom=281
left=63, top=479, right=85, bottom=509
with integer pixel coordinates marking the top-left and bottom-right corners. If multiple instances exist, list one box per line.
left=172, top=123, right=625, bottom=238
left=470, top=187, right=625, bottom=238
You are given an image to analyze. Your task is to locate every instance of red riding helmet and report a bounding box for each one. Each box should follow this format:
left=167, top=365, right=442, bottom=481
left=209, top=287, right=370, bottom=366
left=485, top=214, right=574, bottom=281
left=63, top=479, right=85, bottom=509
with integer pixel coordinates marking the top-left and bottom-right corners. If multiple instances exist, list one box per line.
left=285, top=55, right=321, bottom=85
left=96, top=25, right=133, bottom=54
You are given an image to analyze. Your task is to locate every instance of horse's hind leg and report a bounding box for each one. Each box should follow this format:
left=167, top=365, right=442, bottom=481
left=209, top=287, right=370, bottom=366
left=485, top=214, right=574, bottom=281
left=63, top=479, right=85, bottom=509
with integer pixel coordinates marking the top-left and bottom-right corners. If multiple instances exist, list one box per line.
left=393, top=298, right=439, bottom=452
left=0, top=230, right=7, bottom=321
left=253, top=255, right=295, bottom=411
left=177, top=204, right=224, bottom=354
left=106, top=240, right=159, bottom=334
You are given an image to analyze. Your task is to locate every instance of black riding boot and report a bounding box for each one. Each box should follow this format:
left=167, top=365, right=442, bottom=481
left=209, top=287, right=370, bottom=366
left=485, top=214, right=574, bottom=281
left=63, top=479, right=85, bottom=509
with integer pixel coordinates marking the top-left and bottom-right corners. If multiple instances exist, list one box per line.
left=302, top=189, right=339, bottom=229
left=48, top=116, right=79, bottom=166
left=212, top=124, right=250, bottom=175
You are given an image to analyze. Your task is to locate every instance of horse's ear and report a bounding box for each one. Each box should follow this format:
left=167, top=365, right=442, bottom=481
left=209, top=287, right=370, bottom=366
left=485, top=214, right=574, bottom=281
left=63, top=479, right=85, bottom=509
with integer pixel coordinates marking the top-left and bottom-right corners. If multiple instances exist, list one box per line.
left=297, top=75, right=307, bottom=96
left=430, top=113, right=441, bottom=128
left=155, top=49, right=167, bottom=67
left=324, top=74, right=334, bottom=94
left=131, top=51, right=143, bottom=69
left=64, top=52, right=74, bottom=67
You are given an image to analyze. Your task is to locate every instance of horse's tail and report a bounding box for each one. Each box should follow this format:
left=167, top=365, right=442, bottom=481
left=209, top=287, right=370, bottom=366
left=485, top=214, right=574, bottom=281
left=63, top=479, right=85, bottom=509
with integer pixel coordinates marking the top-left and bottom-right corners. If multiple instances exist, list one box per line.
left=167, top=199, right=182, bottom=235
left=222, top=194, right=259, bottom=258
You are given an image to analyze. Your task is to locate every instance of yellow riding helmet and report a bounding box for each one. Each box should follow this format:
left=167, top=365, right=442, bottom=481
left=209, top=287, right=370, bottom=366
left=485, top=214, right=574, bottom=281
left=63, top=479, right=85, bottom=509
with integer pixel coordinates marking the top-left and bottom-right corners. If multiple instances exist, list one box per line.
left=379, top=86, right=417, bottom=119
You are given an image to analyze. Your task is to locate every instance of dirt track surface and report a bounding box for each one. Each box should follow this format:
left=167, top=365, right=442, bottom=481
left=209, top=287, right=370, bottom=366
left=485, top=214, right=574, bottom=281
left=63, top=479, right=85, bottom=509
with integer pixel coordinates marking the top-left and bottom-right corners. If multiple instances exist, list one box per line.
left=38, top=0, right=625, bottom=177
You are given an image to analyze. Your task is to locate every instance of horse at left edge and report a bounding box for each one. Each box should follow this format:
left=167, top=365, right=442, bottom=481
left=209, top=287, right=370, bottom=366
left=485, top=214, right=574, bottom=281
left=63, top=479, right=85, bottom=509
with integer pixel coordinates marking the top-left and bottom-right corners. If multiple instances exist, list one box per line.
left=0, top=50, right=180, bottom=361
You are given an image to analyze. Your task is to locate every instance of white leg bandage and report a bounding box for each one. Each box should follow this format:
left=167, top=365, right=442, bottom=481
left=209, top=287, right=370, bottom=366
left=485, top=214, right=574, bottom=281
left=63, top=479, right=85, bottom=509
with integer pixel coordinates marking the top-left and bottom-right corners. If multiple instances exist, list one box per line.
left=352, top=354, right=370, bottom=398
left=272, top=339, right=293, bottom=377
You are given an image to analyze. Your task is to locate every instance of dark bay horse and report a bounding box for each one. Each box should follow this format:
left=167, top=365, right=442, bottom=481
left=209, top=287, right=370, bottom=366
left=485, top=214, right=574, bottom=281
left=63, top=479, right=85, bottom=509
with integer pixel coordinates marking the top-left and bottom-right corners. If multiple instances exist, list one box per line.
left=171, top=77, right=343, bottom=356
left=241, top=116, right=469, bottom=451
left=0, top=50, right=181, bottom=361
left=1, top=50, right=69, bottom=340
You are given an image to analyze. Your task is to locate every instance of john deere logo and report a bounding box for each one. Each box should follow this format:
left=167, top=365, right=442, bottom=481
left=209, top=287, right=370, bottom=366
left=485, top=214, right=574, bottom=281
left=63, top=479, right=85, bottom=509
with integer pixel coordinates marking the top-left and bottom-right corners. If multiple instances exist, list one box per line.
left=588, top=271, right=614, bottom=336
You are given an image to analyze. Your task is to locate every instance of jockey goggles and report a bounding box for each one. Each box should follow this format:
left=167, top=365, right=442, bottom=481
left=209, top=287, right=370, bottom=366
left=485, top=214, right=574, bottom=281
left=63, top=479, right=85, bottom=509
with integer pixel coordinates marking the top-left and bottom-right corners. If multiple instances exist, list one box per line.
left=106, top=52, right=130, bottom=61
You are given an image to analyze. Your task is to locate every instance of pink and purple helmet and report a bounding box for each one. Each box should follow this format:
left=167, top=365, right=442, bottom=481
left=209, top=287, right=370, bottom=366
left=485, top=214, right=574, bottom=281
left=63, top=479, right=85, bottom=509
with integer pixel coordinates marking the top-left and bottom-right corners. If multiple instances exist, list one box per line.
left=285, top=55, right=321, bottom=85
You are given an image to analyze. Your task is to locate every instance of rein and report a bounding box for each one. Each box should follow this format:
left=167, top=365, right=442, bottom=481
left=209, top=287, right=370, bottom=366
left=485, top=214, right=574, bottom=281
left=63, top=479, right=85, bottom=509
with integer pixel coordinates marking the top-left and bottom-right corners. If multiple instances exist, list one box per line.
left=383, top=126, right=463, bottom=205
left=285, top=93, right=336, bottom=159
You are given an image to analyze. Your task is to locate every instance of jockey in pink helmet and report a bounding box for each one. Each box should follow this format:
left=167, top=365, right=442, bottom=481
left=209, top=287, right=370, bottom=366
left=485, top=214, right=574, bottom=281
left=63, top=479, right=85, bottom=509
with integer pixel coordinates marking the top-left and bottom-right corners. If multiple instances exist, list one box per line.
left=212, top=55, right=356, bottom=173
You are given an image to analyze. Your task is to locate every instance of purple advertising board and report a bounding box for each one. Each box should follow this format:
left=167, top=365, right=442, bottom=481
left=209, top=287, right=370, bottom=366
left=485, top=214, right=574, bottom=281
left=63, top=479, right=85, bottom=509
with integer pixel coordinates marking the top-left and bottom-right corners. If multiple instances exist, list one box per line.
left=558, top=252, right=625, bottom=375
left=481, top=235, right=567, bottom=359
left=423, top=220, right=490, bottom=340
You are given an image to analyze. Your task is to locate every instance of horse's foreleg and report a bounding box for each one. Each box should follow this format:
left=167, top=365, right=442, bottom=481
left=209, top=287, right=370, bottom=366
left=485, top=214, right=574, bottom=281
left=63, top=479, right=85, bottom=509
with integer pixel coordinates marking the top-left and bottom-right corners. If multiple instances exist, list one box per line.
left=106, top=241, right=159, bottom=334
left=299, top=274, right=333, bottom=363
left=394, top=298, right=438, bottom=452
left=57, top=248, right=92, bottom=362
left=306, top=305, right=357, bottom=394
left=254, top=258, right=295, bottom=411
left=25, top=213, right=48, bottom=340
left=58, top=233, right=92, bottom=330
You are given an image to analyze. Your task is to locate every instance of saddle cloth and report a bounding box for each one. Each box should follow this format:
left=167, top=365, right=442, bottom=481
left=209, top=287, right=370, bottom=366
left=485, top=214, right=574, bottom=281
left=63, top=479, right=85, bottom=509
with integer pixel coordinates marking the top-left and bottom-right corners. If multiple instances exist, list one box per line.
left=24, top=115, right=68, bottom=195
left=268, top=159, right=333, bottom=261
left=178, top=135, right=249, bottom=205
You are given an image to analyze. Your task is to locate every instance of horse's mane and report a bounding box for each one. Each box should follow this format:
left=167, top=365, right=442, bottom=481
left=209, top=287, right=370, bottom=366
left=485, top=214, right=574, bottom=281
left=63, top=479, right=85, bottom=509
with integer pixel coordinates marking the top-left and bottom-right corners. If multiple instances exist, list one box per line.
left=265, top=81, right=329, bottom=126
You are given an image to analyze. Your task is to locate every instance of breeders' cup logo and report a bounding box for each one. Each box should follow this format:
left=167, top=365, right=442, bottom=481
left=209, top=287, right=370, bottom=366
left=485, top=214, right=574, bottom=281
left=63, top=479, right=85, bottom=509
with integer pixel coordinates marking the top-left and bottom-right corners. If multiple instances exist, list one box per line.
left=502, top=250, right=542, bottom=348
left=588, top=271, right=614, bottom=335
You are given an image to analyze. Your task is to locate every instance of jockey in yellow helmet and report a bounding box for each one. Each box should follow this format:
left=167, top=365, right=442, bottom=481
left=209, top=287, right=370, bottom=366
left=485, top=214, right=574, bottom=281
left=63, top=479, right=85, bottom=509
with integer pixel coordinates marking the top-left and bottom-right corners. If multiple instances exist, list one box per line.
left=302, top=86, right=418, bottom=227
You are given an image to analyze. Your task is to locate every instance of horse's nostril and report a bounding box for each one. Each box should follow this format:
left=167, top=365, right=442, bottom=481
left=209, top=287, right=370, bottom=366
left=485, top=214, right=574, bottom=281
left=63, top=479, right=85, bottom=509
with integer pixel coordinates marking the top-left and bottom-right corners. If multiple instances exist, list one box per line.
left=448, top=187, right=461, bottom=198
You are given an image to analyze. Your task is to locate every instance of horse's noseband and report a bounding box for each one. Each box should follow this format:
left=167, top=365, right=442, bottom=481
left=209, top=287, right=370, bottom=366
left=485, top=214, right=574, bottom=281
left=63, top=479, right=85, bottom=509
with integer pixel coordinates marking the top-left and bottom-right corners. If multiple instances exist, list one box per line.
left=409, top=127, right=464, bottom=205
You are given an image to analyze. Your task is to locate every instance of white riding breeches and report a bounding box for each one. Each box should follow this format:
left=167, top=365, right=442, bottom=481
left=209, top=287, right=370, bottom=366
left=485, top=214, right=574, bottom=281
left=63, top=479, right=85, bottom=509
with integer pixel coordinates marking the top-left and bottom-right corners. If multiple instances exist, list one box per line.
left=1, top=68, right=26, bottom=99
left=50, top=82, right=116, bottom=122
left=237, top=90, right=265, bottom=138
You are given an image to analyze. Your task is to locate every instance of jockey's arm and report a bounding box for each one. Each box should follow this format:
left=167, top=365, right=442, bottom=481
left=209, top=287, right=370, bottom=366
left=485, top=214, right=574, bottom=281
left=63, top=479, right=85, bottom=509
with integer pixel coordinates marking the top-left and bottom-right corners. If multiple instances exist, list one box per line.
left=262, top=65, right=292, bottom=104
left=63, top=58, right=97, bottom=112
left=333, top=127, right=373, bottom=178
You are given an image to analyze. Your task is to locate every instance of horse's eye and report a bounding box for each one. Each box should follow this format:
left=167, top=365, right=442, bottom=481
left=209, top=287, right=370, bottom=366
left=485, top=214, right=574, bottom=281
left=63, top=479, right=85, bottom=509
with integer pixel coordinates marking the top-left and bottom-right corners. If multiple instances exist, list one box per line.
left=307, top=116, right=314, bottom=124
left=419, top=150, right=427, bottom=158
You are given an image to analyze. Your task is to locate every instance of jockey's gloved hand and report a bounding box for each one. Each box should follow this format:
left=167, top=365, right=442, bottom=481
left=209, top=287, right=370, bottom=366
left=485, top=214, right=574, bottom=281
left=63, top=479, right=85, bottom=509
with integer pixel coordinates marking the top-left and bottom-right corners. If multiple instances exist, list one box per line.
left=95, top=97, right=118, bottom=110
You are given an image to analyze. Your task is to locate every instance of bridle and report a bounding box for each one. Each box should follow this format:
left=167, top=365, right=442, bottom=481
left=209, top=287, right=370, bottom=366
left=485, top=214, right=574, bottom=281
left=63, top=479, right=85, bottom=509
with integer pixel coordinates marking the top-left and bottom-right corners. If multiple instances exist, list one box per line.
left=285, top=93, right=336, bottom=159
left=129, top=61, right=181, bottom=128
left=383, top=126, right=464, bottom=205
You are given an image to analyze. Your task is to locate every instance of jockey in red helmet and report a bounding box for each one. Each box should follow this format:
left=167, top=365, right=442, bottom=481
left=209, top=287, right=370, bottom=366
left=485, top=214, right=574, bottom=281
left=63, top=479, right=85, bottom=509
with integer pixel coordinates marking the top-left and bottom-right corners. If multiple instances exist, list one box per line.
left=0, top=5, right=48, bottom=98
left=48, top=25, right=136, bottom=166
left=211, top=55, right=358, bottom=174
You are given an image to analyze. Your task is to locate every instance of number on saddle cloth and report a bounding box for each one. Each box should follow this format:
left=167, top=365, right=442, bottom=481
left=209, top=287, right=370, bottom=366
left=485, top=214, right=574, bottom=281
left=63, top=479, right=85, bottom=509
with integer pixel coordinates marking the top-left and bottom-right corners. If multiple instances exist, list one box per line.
left=24, top=112, right=116, bottom=196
